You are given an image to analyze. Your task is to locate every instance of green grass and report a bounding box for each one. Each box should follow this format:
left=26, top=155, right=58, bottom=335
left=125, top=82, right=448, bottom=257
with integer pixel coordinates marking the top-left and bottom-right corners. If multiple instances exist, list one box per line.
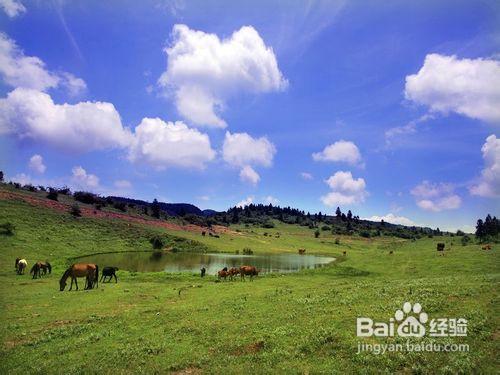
left=0, top=194, right=499, bottom=374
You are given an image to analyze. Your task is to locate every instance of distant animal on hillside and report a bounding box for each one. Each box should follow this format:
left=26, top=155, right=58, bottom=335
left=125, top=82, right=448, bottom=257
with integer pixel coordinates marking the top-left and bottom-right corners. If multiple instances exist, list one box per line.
left=228, top=267, right=240, bottom=280
left=437, top=243, right=445, bottom=254
left=343, top=251, right=347, bottom=256
left=202, top=231, right=206, bottom=236
left=59, top=263, right=98, bottom=291
left=16, top=259, right=27, bottom=274
left=482, top=245, right=491, bottom=250
left=30, top=261, right=52, bottom=279
left=200, top=267, right=206, bottom=277
left=239, top=265, right=259, bottom=281
left=298, top=249, right=306, bottom=255
left=100, top=266, right=118, bottom=283
left=389, top=250, right=394, bottom=255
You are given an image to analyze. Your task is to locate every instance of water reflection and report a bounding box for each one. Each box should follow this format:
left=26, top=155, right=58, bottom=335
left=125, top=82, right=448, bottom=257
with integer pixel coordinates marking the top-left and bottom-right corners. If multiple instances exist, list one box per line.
left=74, top=251, right=336, bottom=274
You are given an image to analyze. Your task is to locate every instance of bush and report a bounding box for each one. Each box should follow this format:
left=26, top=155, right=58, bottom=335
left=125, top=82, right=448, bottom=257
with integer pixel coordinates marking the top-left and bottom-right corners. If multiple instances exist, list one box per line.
left=262, top=221, right=275, bottom=228
left=242, top=247, right=253, bottom=255
left=150, top=235, right=165, bottom=250
left=74, top=191, right=102, bottom=205
left=0, top=222, right=15, bottom=235
left=70, top=204, right=82, bottom=217
left=461, top=235, right=471, bottom=246
left=314, top=230, right=320, bottom=238
left=360, top=230, right=371, bottom=238
left=334, top=238, right=340, bottom=245
left=58, top=187, right=71, bottom=195
left=23, top=184, right=37, bottom=192
left=47, top=190, right=58, bottom=201
left=113, top=202, right=127, bottom=212
left=321, top=225, right=331, bottom=231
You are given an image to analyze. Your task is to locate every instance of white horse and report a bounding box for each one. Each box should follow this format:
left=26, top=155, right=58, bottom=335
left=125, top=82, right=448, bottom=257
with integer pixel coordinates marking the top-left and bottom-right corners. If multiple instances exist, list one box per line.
left=16, top=258, right=27, bottom=274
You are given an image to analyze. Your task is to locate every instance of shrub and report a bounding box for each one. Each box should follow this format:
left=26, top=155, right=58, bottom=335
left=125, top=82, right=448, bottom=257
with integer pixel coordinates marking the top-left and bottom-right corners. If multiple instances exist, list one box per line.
left=58, top=187, right=71, bottom=195
left=461, top=235, right=471, bottom=246
left=0, top=222, right=15, bottom=235
left=74, top=191, right=102, bottom=205
left=23, top=184, right=37, bottom=192
left=150, top=235, right=165, bottom=250
left=360, top=230, right=371, bottom=238
left=321, top=225, right=331, bottom=231
left=70, top=204, right=82, bottom=217
left=262, top=221, right=275, bottom=228
left=334, top=237, right=340, bottom=245
left=314, top=230, right=320, bottom=238
left=243, top=247, right=253, bottom=255
left=47, top=189, right=58, bottom=201
left=113, top=202, right=127, bottom=212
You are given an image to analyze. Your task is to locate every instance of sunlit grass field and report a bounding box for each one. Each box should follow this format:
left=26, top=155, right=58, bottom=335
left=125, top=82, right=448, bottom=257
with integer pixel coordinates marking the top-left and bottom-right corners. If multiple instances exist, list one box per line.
left=0, top=195, right=498, bottom=374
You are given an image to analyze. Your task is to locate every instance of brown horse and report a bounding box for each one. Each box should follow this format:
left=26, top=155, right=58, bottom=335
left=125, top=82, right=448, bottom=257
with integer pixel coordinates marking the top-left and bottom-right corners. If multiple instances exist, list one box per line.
left=228, top=267, right=240, bottom=280
left=218, top=267, right=229, bottom=281
left=239, top=265, right=259, bottom=281
left=59, top=263, right=98, bottom=291
left=30, top=261, right=52, bottom=279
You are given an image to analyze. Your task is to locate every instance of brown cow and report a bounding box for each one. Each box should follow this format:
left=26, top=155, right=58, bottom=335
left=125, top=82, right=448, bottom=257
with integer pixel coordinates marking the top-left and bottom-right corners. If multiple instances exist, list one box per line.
left=239, top=265, right=259, bottom=281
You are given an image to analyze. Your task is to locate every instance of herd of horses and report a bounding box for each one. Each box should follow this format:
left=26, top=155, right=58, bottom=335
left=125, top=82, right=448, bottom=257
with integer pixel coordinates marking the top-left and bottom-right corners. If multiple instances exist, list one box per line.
left=14, top=258, right=119, bottom=291
left=214, top=265, right=260, bottom=281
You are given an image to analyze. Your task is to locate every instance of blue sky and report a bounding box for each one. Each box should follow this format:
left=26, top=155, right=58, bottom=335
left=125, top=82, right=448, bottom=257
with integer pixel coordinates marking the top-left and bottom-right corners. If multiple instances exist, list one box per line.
left=1, top=0, right=499, bottom=231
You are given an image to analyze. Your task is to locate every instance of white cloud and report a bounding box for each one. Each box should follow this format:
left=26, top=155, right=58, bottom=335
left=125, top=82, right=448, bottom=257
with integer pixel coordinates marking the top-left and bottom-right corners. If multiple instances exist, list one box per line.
left=114, top=180, right=132, bottom=189
left=300, top=172, right=313, bottom=180
left=0, top=33, right=86, bottom=94
left=127, top=117, right=216, bottom=170
left=71, top=166, right=99, bottom=190
left=0, top=0, right=25, bottom=18
left=469, top=134, right=500, bottom=198
left=384, top=114, right=434, bottom=146
left=363, top=213, right=416, bottom=226
left=158, top=24, right=288, bottom=127
left=28, top=154, right=46, bottom=174
left=405, top=54, right=500, bottom=123
left=239, top=165, right=260, bottom=186
left=321, top=171, right=368, bottom=206
left=0, top=88, right=132, bottom=152
left=264, top=195, right=279, bottom=205
left=10, top=172, right=31, bottom=185
left=222, top=131, right=276, bottom=167
left=411, top=180, right=462, bottom=212
left=312, top=140, right=363, bottom=166
left=236, top=196, right=254, bottom=208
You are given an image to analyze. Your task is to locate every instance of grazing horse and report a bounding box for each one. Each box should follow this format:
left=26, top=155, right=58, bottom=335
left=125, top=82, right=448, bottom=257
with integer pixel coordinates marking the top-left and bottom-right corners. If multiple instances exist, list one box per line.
left=59, top=263, right=98, bottom=291
left=228, top=267, right=240, bottom=280
left=218, top=267, right=229, bottom=281
left=298, top=249, right=306, bottom=255
left=30, top=261, right=52, bottom=279
left=16, top=259, right=27, bottom=275
left=239, top=265, right=259, bottom=281
left=100, top=266, right=118, bottom=283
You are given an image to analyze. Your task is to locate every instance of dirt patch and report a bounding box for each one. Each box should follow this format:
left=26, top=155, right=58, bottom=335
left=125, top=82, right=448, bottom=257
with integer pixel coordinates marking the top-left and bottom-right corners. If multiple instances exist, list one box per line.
left=233, top=340, right=265, bottom=356
left=172, top=367, right=202, bottom=375
left=0, top=190, right=236, bottom=235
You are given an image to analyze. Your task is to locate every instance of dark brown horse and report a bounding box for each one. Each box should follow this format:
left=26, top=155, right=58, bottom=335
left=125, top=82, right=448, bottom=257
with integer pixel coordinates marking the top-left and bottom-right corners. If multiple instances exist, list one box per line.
left=228, top=267, right=240, bottom=280
left=239, top=265, right=259, bottom=281
left=59, top=263, right=98, bottom=291
left=218, top=267, right=229, bottom=281
left=30, top=261, right=52, bottom=279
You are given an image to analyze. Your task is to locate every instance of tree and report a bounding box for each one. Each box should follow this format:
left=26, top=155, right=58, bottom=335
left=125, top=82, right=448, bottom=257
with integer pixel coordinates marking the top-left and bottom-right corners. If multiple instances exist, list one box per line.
left=149, top=235, right=164, bottom=249
left=47, top=189, right=58, bottom=201
left=314, top=229, right=320, bottom=238
left=231, top=209, right=240, bottom=224
left=70, top=204, right=81, bottom=217
left=475, top=219, right=485, bottom=240
left=347, top=210, right=353, bottom=221
left=335, top=207, right=341, bottom=218
left=151, top=199, right=161, bottom=219
left=0, top=171, right=3, bottom=182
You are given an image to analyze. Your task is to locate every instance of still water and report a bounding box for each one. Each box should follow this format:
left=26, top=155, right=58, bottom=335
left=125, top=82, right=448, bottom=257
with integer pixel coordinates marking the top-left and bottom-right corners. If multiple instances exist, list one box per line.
left=74, top=251, right=336, bottom=274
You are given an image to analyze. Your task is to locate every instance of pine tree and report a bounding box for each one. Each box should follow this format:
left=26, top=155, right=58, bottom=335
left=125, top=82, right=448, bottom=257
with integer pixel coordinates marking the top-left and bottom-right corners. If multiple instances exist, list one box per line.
left=151, top=199, right=161, bottom=219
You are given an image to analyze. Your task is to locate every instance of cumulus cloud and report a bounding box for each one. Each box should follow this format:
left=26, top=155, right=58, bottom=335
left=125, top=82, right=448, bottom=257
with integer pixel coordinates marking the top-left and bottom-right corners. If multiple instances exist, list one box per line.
left=0, top=88, right=132, bottom=152
left=158, top=24, right=288, bottom=127
left=405, top=54, right=500, bottom=123
left=363, top=213, right=416, bottom=226
left=28, top=154, right=46, bottom=174
left=469, top=134, right=500, bottom=198
left=10, top=172, right=32, bottom=185
left=0, top=33, right=86, bottom=95
left=312, top=140, right=363, bottom=166
left=236, top=196, right=254, bottom=208
left=127, top=117, right=216, bottom=170
left=411, top=180, right=461, bottom=212
left=239, top=165, right=260, bottom=185
left=0, top=0, right=25, bottom=18
left=222, top=131, right=276, bottom=185
left=71, top=166, right=99, bottom=190
left=300, top=172, right=313, bottom=180
left=321, top=171, right=368, bottom=206
left=222, top=131, right=276, bottom=167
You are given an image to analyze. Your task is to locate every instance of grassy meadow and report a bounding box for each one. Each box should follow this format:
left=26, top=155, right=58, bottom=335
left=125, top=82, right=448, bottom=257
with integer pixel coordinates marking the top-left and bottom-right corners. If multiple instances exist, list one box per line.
left=0, top=190, right=499, bottom=374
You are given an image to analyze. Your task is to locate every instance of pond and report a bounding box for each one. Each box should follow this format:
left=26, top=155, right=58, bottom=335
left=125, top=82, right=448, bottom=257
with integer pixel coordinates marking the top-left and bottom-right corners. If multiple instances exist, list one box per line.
left=73, top=251, right=336, bottom=274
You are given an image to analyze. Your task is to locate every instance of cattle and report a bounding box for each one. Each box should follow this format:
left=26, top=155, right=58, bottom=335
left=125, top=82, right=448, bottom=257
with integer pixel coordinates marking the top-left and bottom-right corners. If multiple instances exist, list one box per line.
left=482, top=245, right=491, bottom=250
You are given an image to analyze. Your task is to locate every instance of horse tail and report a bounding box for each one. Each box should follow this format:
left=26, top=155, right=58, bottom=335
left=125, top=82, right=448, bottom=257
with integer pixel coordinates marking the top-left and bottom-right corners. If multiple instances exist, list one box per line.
left=46, top=262, right=52, bottom=274
left=94, top=264, right=99, bottom=288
